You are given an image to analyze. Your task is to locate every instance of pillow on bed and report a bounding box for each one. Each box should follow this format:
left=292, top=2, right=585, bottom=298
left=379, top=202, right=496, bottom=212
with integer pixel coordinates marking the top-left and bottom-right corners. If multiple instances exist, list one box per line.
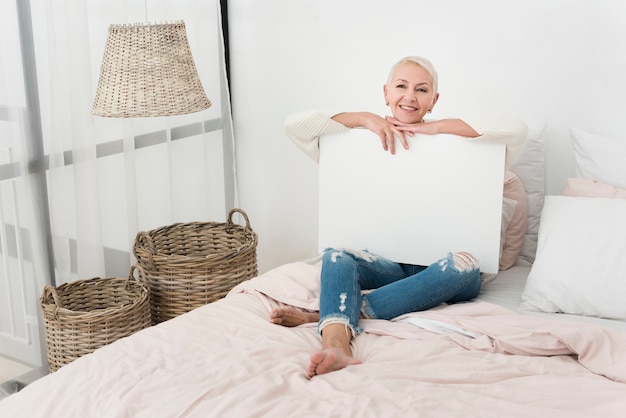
left=520, top=195, right=626, bottom=320
left=480, top=197, right=516, bottom=285
left=500, top=197, right=516, bottom=251
left=510, top=121, right=547, bottom=266
left=564, top=178, right=626, bottom=199
left=500, top=171, right=527, bottom=271
left=570, top=127, right=626, bottom=190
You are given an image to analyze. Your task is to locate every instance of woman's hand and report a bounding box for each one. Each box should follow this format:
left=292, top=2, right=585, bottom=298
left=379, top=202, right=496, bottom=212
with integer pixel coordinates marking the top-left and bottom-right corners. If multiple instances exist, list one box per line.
left=333, top=112, right=409, bottom=154
left=362, top=113, right=410, bottom=154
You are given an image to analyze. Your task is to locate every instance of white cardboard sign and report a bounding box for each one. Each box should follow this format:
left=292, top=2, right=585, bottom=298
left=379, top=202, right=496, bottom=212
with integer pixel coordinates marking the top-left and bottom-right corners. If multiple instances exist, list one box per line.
left=318, top=129, right=505, bottom=274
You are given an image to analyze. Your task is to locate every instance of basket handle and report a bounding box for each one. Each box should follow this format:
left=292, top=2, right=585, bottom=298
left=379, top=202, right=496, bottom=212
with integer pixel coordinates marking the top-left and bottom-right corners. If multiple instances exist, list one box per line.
left=42, top=285, right=62, bottom=319
left=129, top=264, right=148, bottom=286
left=134, top=231, right=156, bottom=270
left=42, top=285, right=62, bottom=307
left=226, top=208, right=252, bottom=233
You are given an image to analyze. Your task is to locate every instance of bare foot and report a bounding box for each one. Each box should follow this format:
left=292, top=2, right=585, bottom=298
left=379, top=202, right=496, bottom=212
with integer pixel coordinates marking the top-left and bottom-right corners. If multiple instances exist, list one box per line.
left=270, top=306, right=319, bottom=327
left=308, top=348, right=361, bottom=377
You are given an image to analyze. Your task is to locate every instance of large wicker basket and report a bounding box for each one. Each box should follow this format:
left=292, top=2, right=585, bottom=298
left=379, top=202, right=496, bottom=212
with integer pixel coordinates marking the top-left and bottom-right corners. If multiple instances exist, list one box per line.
left=40, top=266, right=151, bottom=372
left=133, top=208, right=258, bottom=324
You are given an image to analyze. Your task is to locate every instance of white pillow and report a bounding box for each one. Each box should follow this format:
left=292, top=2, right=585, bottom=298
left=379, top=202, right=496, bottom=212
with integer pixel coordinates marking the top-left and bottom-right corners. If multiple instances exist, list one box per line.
left=521, top=195, right=626, bottom=320
left=571, top=127, right=626, bottom=190
left=511, top=121, right=546, bottom=266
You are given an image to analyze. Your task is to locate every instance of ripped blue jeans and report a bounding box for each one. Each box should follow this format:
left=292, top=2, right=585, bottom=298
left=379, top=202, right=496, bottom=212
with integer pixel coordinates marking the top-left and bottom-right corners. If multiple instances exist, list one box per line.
left=318, top=248, right=481, bottom=336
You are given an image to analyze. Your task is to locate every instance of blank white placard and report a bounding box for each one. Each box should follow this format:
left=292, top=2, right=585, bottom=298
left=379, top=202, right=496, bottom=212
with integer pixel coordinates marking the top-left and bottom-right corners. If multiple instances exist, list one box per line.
left=318, top=129, right=505, bottom=274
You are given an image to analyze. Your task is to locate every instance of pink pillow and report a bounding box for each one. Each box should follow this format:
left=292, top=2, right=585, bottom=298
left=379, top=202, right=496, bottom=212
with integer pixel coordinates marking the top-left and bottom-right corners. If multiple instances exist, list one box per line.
left=564, top=178, right=626, bottom=199
left=500, top=171, right=528, bottom=270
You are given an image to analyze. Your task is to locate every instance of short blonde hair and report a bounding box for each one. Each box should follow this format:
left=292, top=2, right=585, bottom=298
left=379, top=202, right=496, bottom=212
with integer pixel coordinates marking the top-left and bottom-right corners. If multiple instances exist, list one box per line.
left=387, top=56, right=438, bottom=94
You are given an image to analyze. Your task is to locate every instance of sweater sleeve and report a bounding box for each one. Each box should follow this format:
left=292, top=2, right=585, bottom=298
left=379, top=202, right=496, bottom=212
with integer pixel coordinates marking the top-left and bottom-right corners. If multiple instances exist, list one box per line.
left=461, top=115, right=528, bottom=170
left=284, top=110, right=350, bottom=162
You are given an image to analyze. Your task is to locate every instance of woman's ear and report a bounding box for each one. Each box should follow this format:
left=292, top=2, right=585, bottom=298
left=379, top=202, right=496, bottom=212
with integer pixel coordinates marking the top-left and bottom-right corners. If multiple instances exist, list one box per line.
left=383, top=84, right=389, bottom=106
left=430, top=92, right=440, bottom=110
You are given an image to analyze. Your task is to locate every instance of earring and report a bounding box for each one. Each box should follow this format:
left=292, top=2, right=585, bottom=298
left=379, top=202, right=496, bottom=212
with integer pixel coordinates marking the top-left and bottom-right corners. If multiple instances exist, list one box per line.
left=386, top=102, right=389, bottom=106
left=427, top=110, right=432, bottom=113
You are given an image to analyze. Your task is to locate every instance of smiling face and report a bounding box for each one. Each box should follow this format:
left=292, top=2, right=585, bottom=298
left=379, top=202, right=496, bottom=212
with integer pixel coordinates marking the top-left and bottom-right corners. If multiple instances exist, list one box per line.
left=384, top=62, right=439, bottom=124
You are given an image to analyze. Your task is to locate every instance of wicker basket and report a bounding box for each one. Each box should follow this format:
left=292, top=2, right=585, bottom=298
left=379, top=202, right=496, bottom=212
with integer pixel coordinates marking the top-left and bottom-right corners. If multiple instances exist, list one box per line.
left=133, top=208, right=258, bottom=324
left=40, top=266, right=151, bottom=372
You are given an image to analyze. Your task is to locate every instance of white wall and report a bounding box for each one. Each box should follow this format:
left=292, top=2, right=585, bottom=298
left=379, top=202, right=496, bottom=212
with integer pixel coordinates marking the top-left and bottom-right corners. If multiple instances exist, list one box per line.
left=228, top=0, right=626, bottom=273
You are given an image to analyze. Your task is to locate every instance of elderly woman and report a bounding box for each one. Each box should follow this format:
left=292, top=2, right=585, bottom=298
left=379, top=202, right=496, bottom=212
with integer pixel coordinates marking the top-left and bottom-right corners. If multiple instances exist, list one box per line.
left=272, top=56, right=527, bottom=377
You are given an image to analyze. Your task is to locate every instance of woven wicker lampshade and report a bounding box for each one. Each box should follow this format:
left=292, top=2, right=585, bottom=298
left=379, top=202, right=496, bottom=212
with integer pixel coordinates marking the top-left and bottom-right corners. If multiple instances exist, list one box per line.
left=92, top=21, right=211, bottom=117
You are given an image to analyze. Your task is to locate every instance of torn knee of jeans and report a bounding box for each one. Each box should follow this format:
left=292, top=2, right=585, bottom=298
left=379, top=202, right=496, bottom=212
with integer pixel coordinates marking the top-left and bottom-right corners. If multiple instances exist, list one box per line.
left=437, top=252, right=479, bottom=272
left=452, top=252, right=479, bottom=272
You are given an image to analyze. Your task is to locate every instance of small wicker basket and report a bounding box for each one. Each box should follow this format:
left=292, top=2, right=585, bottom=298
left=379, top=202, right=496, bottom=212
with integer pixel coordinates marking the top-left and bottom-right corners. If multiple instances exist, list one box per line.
left=133, top=208, right=258, bottom=324
left=40, top=266, right=151, bottom=372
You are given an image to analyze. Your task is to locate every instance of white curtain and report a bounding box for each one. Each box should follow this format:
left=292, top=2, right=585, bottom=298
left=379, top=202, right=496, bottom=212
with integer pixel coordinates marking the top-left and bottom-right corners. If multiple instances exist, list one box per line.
left=0, top=0, right=235, bottom=366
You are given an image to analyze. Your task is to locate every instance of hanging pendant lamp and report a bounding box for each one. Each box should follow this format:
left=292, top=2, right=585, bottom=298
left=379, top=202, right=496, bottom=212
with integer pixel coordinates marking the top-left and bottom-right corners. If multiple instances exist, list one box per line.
left=92, top=20, right=211, bottom=117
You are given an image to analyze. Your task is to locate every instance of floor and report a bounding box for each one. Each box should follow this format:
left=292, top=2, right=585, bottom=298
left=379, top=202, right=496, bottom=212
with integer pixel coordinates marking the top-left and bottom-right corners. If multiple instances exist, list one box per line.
left=0, top=356, right=47, bottom=401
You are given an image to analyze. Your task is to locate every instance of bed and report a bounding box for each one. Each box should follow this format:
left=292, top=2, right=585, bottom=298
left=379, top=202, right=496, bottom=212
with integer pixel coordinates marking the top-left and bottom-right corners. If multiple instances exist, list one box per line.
left=1, top=262, right=625, bottom=417
left=2, top=123, right=626, bottom=417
